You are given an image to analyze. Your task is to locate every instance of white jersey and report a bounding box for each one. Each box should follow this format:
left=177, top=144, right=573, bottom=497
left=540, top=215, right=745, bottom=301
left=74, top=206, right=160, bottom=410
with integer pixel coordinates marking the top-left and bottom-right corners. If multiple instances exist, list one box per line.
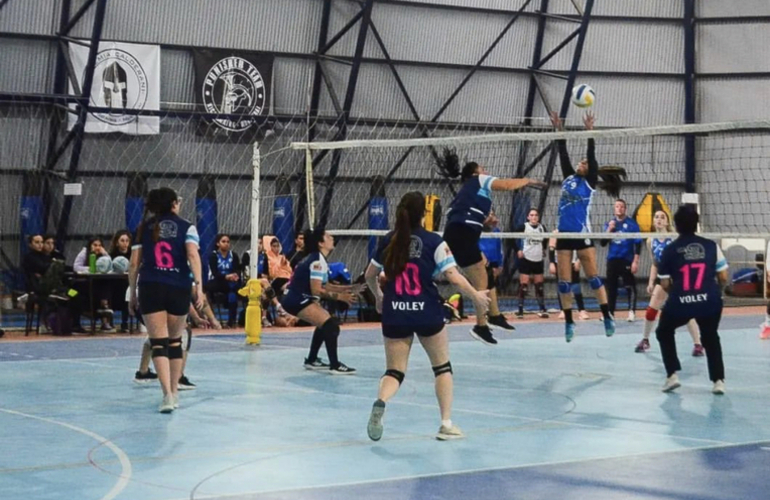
left=522, top=223, right=547, bottom=262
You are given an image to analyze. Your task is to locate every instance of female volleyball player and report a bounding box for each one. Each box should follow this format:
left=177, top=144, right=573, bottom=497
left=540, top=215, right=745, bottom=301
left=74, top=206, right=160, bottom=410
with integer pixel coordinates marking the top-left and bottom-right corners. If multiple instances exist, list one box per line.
left=656, top=205, right=728, bottom=394
left=636, top=210, right=704, bottom=356
left=129, top=187, right=204, bottom=413
left=550, top=111, right=621, bottom=342
left=364, top=192, right=490, bottom=441
left=548, top=232, right=590, bottom=320
left=436, top=149, right=545, bottom=345
left=515, top=208, right=549, bottom=318
left=280, top=227, right=361, bottom=374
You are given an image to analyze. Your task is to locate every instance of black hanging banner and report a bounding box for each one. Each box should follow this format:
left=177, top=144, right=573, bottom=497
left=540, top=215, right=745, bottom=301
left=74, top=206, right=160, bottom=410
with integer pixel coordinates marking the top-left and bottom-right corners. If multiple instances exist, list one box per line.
left=192, top=49, right=274, bottom=136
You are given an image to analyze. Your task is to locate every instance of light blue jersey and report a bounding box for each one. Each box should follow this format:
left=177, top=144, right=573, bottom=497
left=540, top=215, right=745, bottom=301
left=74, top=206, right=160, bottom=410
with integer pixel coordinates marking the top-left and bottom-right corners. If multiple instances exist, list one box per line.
left=558, top=174, right=595, bottom=233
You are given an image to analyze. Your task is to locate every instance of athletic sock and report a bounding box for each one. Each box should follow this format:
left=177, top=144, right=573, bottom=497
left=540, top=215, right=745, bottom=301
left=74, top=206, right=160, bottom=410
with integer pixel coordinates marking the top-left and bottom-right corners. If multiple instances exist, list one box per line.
left=600, top=304, right=611, bottom=320
left=564, top=309, right=574, bottom=324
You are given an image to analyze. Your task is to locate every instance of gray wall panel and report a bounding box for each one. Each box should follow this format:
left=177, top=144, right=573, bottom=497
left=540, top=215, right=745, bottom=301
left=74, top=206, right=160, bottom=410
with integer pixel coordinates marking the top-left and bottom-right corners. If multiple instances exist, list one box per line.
left=698, top=0, right=770, bottom=17
left=0, top=0, right=60, bottom=34
left=0, top=39, right=56, bottom=94
left=697, top=23, right=770, bottom=74
left=70, top=0, right=322, bottom=52
left=550, top=0, right=682, bottom=18
left=532, top=76, right=685, bottom=128
left=542, top=21, right=684, bottom=73
left=698, top=79, right=770, bottom=122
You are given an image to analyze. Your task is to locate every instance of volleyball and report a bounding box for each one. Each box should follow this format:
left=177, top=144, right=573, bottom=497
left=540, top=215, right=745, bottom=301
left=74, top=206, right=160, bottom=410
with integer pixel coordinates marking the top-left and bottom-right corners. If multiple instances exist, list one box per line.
left=112, top=256, right=130, bottom=273
left=95, top=255, right=113, bottom=274
left=571, top=84, right=595, bottom=108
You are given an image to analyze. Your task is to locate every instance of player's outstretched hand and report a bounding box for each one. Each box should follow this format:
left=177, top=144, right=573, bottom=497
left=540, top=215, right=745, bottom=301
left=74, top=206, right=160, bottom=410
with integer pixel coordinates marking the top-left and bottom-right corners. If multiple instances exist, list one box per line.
left=583, top=111, right=595, bottom=130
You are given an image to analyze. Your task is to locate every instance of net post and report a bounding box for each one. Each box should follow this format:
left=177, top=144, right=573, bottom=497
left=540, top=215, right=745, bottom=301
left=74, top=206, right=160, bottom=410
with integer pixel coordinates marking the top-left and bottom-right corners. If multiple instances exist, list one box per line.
left=250, top=141, right=261, bottom=279
left=305, top=147, right=316, bottom=230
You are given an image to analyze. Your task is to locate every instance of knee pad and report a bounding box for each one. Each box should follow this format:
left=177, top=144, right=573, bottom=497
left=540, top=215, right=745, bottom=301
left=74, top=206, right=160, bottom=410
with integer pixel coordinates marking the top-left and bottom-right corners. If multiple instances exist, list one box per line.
left=486, top=267, right=495, bottom=288
left=149, top=337, right=169, bottom=358
left=570, top=283, right=582, bottom=295
left=588, top=276, right=603, bottom=290
left=432, top=361, right=453, bottom=377
left=383, top=369, right=405, bottom=385
left=534, top=282, right=544, bottom=297
left=320, top=318, right=340, bottom=339
left=168, top=336, right=184, bottom=360
left=519, top=283, right=529, bottom=296
left=645, top=306, right=659, bottom=322
left=558, top=281, right=572, bottom=294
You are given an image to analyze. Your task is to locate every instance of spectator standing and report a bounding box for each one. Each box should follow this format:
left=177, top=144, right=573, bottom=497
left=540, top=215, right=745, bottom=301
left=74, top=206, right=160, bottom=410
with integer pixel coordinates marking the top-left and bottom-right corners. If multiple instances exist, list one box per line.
left=601, top=199, right=642, bottom=321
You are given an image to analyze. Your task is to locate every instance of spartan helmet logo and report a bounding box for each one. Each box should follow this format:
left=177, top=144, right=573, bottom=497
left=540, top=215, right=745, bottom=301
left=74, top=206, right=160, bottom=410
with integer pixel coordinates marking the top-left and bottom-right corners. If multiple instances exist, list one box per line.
left=219, top=74, right=253, bottom=114
left=102, top=61, right=128, bottom=109
left=680, top=243, right=706, bottom=261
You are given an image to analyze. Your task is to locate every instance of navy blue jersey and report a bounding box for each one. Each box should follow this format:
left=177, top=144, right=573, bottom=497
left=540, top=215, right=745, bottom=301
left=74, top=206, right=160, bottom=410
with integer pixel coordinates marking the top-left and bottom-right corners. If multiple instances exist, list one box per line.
left=657, top=235, right=728, bottom=318
left=133, top=215, right=199, bottom=288
left=604, top=217, right=642, bottom=261
left=371, top=228, right=456, bottom=326
left=650, top=237, right=673, bottom=266
left=445, top=174, right=497, bottom=234
left=283, top=251, right=328, bottom=301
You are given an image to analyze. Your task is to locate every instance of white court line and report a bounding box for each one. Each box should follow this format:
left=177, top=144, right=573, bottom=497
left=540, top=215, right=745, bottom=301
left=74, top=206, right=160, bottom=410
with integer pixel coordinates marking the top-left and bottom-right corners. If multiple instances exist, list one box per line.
left=176, top=438, right=770, bottom=500
left=0, top=408, right=132, bottom=500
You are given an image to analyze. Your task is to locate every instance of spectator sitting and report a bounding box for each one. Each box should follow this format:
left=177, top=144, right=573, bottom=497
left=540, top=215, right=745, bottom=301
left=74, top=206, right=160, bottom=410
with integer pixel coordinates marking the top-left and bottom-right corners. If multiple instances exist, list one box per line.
left=22, top=234, right=81, bottom=334
left=72, top=236, right=114, bottom=331
left=288, top=232, right=306, bottom=269
left=241, top=236, right=268, bottom=280
left=265, top=236, right=293, bottom=293
left=205, top=233, right=241, bottom=328
left=109, top=230, right=132, bottom=332
left=42, top=234, right=66, bottom=262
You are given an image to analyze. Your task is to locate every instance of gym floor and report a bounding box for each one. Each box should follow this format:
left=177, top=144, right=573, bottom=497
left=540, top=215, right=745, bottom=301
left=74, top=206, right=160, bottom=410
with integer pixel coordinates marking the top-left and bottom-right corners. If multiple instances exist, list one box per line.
left=1, top=310, right=769, bottom=500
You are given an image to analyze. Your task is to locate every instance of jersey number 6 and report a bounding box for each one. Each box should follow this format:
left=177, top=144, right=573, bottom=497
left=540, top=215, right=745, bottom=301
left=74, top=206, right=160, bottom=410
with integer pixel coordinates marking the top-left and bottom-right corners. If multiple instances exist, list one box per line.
left=154, top=241, right=175, bottom=269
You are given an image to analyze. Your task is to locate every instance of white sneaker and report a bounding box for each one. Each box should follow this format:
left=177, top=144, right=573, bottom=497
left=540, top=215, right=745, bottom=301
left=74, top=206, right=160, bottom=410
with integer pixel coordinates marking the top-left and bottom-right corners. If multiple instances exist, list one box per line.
left=436, top=424, right=465, bottom=441
left=661, top=374, right=680, bottom=393
left=173, top=393, right=180, bottom=409
left=712, top=380, right=725, bottom=395
left=578, top=310, right=590, bottom=321
left=558, top=311, right=565, bottom=320
left=159, top=394, right=175, bottom=413
left=627, top=311, right=636, bottom=322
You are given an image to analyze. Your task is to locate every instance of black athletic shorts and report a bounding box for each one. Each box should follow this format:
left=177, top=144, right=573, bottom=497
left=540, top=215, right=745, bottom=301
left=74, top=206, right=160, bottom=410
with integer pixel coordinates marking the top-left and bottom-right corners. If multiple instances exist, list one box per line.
left=139, top=282, right=191, bottom=316
left=519, top=258, right=544, bottom=276
left=280, top=292, right=316, bottom=317
left=555, top=237, right=593, bottom=251
left=443, top=223, right=482, bottom=268
left=382, top=323, right=445, bottom=339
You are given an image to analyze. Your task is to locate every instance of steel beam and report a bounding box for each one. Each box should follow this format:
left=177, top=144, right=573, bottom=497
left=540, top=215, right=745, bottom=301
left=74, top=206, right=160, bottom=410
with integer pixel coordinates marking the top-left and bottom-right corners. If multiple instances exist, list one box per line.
left=318, top=0, right=375, bottom=229
left=537, top=0, right=595, bottom=216
left=683, top=0, right=696, bottom=193
left=55, top=0, right=107, bottom=245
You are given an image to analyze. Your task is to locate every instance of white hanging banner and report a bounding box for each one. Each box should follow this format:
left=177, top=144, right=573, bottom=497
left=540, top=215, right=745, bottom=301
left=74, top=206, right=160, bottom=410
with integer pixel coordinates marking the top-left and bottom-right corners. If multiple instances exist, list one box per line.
left=68, top=40, right=160, bottom=135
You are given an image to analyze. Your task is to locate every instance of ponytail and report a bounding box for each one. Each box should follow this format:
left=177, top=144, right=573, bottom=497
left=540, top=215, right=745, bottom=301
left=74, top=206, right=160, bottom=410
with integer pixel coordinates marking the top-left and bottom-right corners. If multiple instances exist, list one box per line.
left=140, top=187, right=178, bottom=242
left=383, top=192, right=425, bottom=280
left=435, top=148, right=480, bottom=183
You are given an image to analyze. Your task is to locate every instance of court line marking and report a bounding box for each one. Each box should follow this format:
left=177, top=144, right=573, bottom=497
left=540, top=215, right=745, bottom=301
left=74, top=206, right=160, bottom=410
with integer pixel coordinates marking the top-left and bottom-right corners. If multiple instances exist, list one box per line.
left=0, top=407, right=133, bottom=500
left=176, top=438, right=770, bottom=500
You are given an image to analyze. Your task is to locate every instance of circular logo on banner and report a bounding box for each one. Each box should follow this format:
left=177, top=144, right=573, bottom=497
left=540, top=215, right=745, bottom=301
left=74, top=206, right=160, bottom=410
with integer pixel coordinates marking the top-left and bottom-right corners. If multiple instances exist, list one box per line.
left=88, top=48, right=149, bottom=125
left=202, top=56, right=267, bottom=132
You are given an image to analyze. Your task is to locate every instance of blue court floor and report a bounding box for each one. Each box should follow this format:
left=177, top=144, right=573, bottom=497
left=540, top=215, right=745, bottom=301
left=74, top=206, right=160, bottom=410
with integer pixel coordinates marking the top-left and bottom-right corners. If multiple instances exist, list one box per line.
left=1, top=313, right=770, bottom=500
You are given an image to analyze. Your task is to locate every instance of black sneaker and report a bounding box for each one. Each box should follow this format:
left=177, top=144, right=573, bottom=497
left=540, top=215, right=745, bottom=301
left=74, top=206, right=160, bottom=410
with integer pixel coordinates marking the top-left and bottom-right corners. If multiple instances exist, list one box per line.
left=304, top=357, right=330, bottom=370
left=329, top=362, right=357, bottom=375
left=178, top=375, right=196, bottom=390
left=514, top=311, right=525, bottom=319
left=470, top=325, right=498, bottom=345
left=134, top=369, right=158, bottom=385
left=488, top=314, right=516, bottom=331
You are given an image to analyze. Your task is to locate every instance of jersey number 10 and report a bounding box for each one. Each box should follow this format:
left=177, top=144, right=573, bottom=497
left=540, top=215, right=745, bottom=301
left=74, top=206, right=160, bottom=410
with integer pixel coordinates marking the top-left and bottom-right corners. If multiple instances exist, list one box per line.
left=395, top=263, right=422, bottom=296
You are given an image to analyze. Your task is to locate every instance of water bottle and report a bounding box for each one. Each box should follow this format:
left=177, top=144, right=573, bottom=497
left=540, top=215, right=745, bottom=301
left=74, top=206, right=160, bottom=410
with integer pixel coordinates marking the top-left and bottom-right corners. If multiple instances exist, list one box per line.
left=88, top=253, right=96, bottom=274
